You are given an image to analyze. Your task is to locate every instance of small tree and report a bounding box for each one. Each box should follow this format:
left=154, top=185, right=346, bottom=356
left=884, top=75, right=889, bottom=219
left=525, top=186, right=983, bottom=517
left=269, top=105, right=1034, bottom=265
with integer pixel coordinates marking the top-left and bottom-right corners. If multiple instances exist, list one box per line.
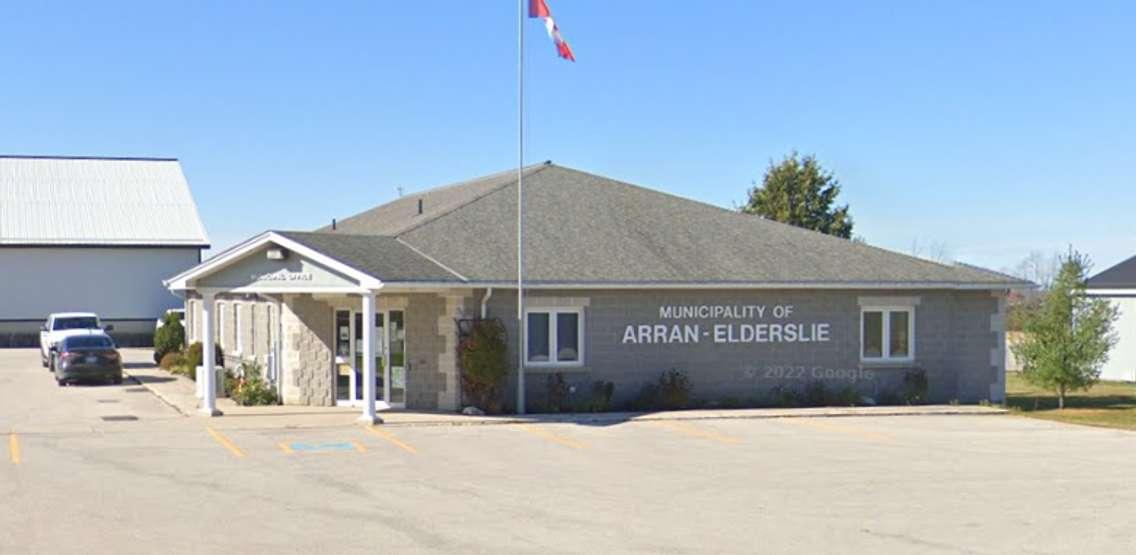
left=153, top=312, right=186, bottom=363
left=741, top=152, right=853, bottom=238
left=1012, top=250, right=1118, bottom=408
left=457, top=319, right=509, bottom=413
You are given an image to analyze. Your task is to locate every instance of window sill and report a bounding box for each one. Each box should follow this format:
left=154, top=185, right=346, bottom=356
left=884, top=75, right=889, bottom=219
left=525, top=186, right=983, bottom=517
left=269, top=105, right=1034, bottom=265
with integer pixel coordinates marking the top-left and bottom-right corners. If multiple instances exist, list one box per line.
left=859, top=359, right=916, bottom=369
left=523, top=365, right=590, bottom=373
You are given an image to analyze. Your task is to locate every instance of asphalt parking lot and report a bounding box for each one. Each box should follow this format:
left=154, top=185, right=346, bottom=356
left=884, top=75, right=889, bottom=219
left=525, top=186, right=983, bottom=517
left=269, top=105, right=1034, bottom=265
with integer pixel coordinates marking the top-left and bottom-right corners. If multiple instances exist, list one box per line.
left=1, top=349, right=1134, bottom=554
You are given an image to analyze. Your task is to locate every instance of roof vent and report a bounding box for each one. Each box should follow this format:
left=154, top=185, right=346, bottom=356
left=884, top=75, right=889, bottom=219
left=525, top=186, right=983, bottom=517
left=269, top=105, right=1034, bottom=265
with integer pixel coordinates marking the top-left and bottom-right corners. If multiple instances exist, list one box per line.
left=417, top=198, right=424, bottom=215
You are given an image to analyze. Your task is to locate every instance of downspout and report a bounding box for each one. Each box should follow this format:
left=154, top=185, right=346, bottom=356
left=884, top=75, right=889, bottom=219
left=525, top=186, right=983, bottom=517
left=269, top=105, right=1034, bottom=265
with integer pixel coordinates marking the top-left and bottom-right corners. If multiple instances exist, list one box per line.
left=480, top=287, right=493, bottom=319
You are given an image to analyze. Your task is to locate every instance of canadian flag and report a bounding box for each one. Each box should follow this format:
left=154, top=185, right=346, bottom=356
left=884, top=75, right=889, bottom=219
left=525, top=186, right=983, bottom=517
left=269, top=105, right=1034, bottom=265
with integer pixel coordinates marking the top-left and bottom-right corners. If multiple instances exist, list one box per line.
left=529, top=0, right=575, bottom=62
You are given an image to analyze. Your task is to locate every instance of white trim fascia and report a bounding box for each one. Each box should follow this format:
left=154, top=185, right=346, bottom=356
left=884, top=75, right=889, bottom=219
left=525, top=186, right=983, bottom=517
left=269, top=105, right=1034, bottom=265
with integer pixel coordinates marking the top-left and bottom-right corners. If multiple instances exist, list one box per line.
left=392, top=281, right=1031, bottom=291
left=164, top=231, right=273, bottom=288
left=226, top=286, right=376, bottom=295
left=1085, top=288, right=1136, bottom=297
left=286, top=280, right=1028, bottom=294
left=165, top=231, right=384, bottom=291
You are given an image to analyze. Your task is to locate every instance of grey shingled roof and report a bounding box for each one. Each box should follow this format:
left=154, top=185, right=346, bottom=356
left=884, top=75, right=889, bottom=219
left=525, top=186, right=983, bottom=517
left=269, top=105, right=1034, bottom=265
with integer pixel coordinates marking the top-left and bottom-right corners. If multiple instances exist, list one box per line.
left=319, top=163, right=1027, bottom=287
left=1087, top=255, right=1136, bottom=289
left=274, top=231, right=462, bottom=282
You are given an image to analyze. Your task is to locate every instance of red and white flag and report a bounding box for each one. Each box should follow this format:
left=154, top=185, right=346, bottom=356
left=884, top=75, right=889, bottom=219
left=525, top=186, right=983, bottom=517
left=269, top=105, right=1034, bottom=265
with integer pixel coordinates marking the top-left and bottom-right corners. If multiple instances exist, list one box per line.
left=529, top=0, right=575, bottom=62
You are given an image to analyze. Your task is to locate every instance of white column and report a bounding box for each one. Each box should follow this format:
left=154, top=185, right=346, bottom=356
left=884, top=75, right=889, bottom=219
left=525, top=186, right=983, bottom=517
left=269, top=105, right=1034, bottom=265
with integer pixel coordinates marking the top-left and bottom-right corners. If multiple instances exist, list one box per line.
left=199, top=291, right=222, bottom=417
left=358, top=291, right=381, bottom=424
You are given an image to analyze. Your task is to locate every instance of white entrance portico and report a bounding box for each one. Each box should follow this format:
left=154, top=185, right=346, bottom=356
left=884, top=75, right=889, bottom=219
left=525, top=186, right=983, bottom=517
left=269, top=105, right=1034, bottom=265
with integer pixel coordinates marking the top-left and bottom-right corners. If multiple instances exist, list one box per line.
left=165, top=232, right=388, bottom=424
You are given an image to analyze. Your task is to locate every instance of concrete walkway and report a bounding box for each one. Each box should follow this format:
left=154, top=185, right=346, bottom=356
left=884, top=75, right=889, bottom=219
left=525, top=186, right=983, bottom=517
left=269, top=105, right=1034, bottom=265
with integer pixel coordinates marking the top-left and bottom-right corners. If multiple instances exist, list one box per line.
left=121, top=349, right=1008, bottom=429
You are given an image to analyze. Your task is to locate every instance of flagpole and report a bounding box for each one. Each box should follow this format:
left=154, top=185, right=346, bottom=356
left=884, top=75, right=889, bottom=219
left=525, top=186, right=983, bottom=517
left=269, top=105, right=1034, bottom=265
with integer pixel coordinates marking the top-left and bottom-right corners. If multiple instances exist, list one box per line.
left=516, top=0, right=526, bottom=415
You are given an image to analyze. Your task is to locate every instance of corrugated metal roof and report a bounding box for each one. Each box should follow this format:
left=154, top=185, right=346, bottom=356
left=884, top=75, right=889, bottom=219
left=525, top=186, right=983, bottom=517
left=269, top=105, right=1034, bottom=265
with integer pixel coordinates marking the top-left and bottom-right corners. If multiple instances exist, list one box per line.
left=0, top=156, right=209, bottom=246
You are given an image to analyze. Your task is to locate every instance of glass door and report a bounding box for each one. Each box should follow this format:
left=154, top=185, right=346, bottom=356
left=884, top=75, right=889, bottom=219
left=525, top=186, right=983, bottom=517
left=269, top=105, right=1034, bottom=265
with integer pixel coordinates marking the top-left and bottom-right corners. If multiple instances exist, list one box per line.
left=336, top=308, right=405, bottom=409
left=388, top=311, right=406, bottom=407
left=334, top=310, right=353, bottom=405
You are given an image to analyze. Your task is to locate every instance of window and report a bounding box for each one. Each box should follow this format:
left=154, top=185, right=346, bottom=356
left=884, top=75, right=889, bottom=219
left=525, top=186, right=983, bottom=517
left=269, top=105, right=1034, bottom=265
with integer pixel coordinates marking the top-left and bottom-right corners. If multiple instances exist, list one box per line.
left=525, top=308, right=584, bottom=366
left=186, top=301, right=195, bottom=342
left=217, top=302, right=226, bottom=349
left=63, top=335, right=114, bottom=349
left=861, top=306, right=914, bottom=362
left=53, top=316, right=99, bottom=330
left=235, top=304, right=244, bottom=355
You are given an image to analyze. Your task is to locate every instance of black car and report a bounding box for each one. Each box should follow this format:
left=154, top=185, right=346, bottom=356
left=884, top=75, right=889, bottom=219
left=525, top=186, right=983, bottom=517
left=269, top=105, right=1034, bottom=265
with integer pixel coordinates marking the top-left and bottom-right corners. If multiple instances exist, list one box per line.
left=53, top=334, right=123, bottom=386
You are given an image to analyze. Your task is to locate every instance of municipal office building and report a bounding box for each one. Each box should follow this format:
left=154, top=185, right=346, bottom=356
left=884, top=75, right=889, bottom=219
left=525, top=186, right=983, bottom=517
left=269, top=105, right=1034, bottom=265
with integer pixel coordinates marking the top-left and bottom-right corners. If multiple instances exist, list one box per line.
left=166, top=163, right=1028, bottom=418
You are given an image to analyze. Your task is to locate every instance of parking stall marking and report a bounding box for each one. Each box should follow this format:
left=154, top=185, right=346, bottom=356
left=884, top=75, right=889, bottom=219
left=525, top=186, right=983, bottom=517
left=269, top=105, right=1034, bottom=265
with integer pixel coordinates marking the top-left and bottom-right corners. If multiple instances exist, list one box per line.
left=650, top=421, right=743, bottom=445
left=206, top=427, right=246, bottom=458
left=363, top=426, right=417, bottom=454
left=780, top=418, right=894, bottom=443
left=8, top=433, right=20, bottom=464
left=515, top=424, right=586, bottom=450
left=279, top=441, right=367, bottom=455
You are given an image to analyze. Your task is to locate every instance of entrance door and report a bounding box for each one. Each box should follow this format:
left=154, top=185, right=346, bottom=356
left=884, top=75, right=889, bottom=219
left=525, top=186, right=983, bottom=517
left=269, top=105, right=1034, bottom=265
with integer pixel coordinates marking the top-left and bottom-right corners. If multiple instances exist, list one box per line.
left=387, top=310, right=406, bottom=406
left=333, top=308, right=405, bottom=409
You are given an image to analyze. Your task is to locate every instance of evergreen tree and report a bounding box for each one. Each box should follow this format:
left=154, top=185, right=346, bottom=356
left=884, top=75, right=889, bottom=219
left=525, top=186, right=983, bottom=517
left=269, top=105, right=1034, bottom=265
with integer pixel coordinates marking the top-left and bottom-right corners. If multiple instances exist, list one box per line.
left=742, top=152, right=853, bottom=238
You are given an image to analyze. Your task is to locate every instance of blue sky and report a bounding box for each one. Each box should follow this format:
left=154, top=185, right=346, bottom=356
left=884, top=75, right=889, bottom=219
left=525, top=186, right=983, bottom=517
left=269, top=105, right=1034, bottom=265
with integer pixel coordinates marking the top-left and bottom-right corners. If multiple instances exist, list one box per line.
left=2, top=1, right=1133, bottom=274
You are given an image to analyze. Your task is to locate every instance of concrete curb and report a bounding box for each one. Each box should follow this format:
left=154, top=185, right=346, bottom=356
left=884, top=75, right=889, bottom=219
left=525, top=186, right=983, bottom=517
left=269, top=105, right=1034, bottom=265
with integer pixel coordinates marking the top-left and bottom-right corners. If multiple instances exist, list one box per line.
left=375, top=405, right=1010, bottom=428
left=124, top=372, right=188, bottom=417
left=122, top=368, right=191, bottom=417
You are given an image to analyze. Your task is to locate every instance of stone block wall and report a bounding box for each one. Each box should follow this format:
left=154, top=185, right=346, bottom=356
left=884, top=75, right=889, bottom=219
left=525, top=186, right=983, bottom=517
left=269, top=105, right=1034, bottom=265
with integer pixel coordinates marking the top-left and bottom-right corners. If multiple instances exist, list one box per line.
left=403, top=291, right=474, bottom=411
left=487, top=288, right=1006, bottom=410
left=280, top=294, right=334, bottom=406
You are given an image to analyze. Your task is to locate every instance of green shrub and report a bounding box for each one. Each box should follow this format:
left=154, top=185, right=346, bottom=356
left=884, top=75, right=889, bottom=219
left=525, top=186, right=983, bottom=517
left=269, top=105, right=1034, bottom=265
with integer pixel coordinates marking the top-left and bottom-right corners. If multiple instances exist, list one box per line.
left=587, top=380, right=615, bottom=412
left=803, top=381, right=827, bottom=407
left=828, top=385, right=860, bottom=407
left=185, top=341, right=224, bottom=370
left=658, top=369, right=693, bottom=410
left=903, top=369, right=929, bottom=405
left=630, top=382, right=660, bottom=411
left=159, top=351, right=184, bottom=370
left=767, top=385, right=799, bottom=408
left=457, top=319, right=509, bottom=414
left=225, top=360, right=279, bottom=406
left=153, top=312, right=186, bottom=363
left=544, top=373, right=571, bottom=413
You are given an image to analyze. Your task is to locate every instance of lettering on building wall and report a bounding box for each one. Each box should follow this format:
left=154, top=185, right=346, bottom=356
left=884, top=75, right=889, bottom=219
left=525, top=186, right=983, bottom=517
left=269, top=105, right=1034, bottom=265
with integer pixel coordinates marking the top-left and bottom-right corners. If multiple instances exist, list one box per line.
left=250, top=269, right=314, bottom=282
left=621, top=304, right=831, bottom=345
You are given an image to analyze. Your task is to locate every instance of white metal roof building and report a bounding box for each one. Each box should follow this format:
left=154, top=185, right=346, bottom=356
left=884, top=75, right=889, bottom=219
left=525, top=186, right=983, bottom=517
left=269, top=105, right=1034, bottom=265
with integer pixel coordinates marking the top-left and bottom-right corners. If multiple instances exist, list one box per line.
left=0, top=155, right=209, bottom=346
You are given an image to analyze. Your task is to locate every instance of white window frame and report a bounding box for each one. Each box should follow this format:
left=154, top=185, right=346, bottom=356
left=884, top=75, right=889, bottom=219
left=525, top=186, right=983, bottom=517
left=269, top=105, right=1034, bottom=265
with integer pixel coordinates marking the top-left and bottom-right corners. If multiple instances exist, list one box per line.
left=217, top=302, right=227, bottom=350
left=235, top=303, right=245, bottom=355
left=860, top=305, right=915, bottom=363
left=186, top=300, right=195, bottom=342
left=524, top=307, right=585, bottom=367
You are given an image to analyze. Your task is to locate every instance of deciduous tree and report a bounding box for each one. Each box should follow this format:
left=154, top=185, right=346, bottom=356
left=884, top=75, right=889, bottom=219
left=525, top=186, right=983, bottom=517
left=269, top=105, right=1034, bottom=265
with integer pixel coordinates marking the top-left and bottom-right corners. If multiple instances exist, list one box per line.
left=1012, top=250, right=1118, bottom=408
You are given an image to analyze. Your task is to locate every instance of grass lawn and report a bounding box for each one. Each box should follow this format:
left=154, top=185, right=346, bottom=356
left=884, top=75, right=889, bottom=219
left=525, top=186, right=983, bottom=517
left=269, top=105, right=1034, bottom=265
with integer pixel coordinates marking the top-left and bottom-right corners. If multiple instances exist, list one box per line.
left=1005, top=373, right=1136, bottom=431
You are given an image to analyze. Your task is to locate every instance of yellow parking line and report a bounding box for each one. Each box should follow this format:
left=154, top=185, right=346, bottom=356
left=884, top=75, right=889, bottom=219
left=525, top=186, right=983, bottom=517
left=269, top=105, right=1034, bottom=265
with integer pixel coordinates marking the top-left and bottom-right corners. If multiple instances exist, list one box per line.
left=351, top=441, right=367, bottom=453
left=363, top=426, right=417, bottom=454
left=651, top=421, right=742, bottom=445
left=8, top=433, right=20, bottom=464
left=781, top=418, right=893, bottom=443
left=278, top=442, right=295, bottom=455
left=206, top=426, right=246, bottom=458
left=516, top=424, right=585, bottom=450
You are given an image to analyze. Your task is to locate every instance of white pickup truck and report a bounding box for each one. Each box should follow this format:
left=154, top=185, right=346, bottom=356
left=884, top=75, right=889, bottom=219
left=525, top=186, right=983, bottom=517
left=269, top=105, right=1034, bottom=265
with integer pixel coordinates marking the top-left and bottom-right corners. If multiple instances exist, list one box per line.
left=39, top=313, right=113, bottom=368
